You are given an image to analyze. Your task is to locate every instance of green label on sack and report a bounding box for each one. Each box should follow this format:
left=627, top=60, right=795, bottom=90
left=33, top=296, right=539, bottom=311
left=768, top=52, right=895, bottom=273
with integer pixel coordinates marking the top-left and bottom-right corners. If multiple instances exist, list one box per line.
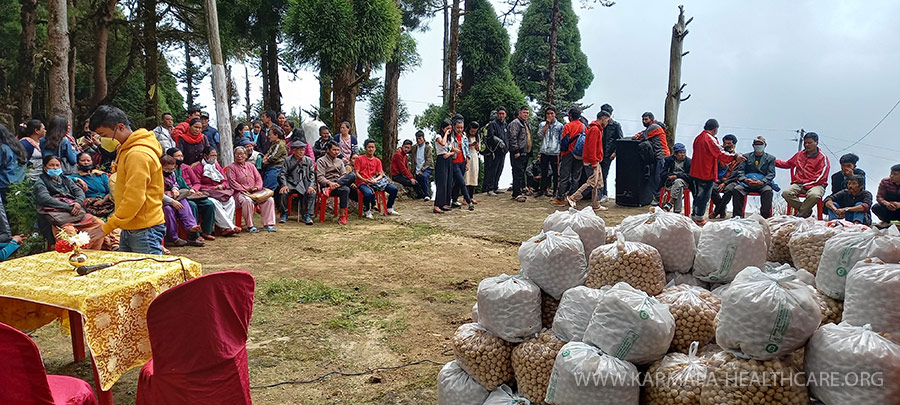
left=616, top=330, right=640, bottom=359
left=767, top=300, right=792, bottom=347
left=836, top=267, right=848, bottom=277
left=765, top=343, right=779, bottom=353
left=711, top=243, right=738, bottom=281
left=638, top=298, right=653, bottom=320
left=561, top=349, right=570, bottom=358
left=834, top=241, right=860, bottom=278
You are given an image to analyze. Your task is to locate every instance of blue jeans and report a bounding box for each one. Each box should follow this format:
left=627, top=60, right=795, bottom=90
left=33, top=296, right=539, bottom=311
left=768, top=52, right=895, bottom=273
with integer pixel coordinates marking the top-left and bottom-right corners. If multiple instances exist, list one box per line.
left=120, top=224, right=166, bottom=255
left=263, top=166, right=283, bottom=190
left=359, top=183, right=397, bottom=211
left=451, top=162, right=472, bottom=204
left=691, top=178, right=715, bottom=221
left=827, top=202, right=868, bottom=224
left=416, top=168, right=432, bottom=199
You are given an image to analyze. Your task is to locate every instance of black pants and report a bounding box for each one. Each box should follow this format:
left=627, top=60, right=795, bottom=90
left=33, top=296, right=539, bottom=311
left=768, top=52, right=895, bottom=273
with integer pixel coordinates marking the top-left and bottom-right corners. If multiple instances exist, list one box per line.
left=510, top=153, right=529, bottom=197
left=538, top=153, right=559, bottom=196
left=558, top=153, right=582, bottom=200
left=711, top=182, right=737, bottom=216
left=732, top=184, right=774, bottom=218
left=873, top=201, right=900, bottom=222
left=326, top=172, right=356, bottom=208
left=483, top=151, right=506, bottom=192
left=391, top=174, right=415, bottom=188
left=434, top=156, right=453, bottom=207
left=599, top=159, right=612, bottom=198
left=648, top=159, right=664, bottom=200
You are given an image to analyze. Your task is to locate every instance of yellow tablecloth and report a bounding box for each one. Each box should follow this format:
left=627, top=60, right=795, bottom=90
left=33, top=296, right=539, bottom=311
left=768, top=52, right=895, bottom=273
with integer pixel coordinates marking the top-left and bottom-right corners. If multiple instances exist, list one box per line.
left=0, top=251, right=201, bottom=390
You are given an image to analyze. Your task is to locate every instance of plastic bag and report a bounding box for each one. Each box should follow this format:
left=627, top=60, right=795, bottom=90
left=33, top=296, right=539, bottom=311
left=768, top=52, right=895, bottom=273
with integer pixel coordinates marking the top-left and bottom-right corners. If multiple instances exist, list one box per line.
left=715, top=267, right=822, bottom=360
left=471, top=303, right=479, bottom=323
left=816, top=227, right=900, bottom=299
left=619, top=208, right=697, bottom=273
left=843, top=258, right=900, bottom=334
left=665, top=272, right=710, bottom=290
left=583, top=282, right=675, bottom=365
left=585, top=233, right=666, bottom=296
left=552, top=286, right=607, bottom=343
left=437, top=360, right=491, bottom=405
left=604, top=226, right=618, bottom=244
left=790, top=219, right=866, bottom=275
left=520, top=228, right=588, bottom=300
left=642, top=342, right=708, bottom=405
left=767, top=215, right=807, bottom=264
left=700, top=350, right=809, bottom=405
left=483, top=384, right=531, bottom=405
left=655, top=285, right=721, bottom=353
left=693, top=217, right=768, bottom=283
left=451, top=323, right=514, bottom=390
left=541, top=292, right=559, bottom=329
left=809, top=286, right=843, bottom=326
left=544, top=342, right=640, bottom=405
left=512, top=331, right=564, bottom=405
left=543, top=207, right=607, bottom=257
left=805, top=322, right=900, bottom=405
left=477, top=274, right=542, bottom=341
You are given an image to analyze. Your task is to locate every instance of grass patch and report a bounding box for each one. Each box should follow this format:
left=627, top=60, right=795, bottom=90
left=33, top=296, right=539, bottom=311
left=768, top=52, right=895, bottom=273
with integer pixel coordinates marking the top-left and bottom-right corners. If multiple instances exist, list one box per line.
left=323, top=306, right=367, bottom=331
left=376, top=318, right=409, bottom=335
left=259, top=278, right=353, bottom=305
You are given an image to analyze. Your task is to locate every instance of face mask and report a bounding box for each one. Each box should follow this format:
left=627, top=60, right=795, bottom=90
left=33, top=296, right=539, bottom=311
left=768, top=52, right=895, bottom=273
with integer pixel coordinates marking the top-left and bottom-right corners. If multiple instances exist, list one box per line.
left=47, top=168, right=63, bottom=177
left=100, top=137, right=120, bottom=152
left=175, top=159, right=184, bottom=166
left=78, top=164, right=93, bottom=172
left=206, top=158, right=217, bottom=165
left=642, top=121, right=651, bottom=128
left=243, top=130, right=252, bottom=138
left=753, top=145, right=765, bottom=153
left=162, top=171, right=174, bottom=177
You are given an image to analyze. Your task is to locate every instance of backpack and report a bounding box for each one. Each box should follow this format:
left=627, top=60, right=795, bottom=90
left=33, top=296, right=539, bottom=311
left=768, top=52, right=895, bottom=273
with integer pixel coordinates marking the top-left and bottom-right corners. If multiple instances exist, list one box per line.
left=572, top=123, right=587, bottom=160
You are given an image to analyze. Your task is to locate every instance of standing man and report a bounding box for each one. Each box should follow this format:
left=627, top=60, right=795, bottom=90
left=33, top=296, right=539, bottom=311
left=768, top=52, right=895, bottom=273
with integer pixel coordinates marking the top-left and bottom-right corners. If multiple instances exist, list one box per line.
left=872, top=164, right=900, bottom=227
left=256, top=110, right=277, bottom=156
left=831, top=153, right=866, bottom=194
left=777, top=131, right=830, bottom=218
left=537, top=107, right=563, bottom=198
left=171, top=106, right=201, bottom=144
left=567, top=110, right=609, bottom=211
left=599, top=104, right=623, bottom=203
left=632, top=112, right=670, bottom=205
left=483, top=107, right=509, bottom=196
left=87, top=105, right=166, bottom=253
left=409, top=131, right=434, bottom=200
left=200, top=112, right=220, bottom=153
left=689, top=119, right=744, bottom=225
left=556, top=107, right=586, bottom=206
left=732, top=136, right=777, bottom=218
left=710, top=134, right=741, bottom=218
left=153, top=112, right=176, bottom=151
left=391, top=140, right=417, bottom=197
left=507, top=106, right=532, bottom=202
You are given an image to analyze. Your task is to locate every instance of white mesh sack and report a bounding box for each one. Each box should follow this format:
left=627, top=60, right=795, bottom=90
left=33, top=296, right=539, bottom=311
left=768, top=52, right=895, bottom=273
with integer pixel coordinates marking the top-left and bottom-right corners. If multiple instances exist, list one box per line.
left=541, top=292, right=559, bottom=329
left=585, top=233, right=666, bottom=296
left=451, top=323, right=514, bottom=390
left=816, top=227, right=900, bottom=299
left=805, top=322, right=900, bottom=405
left=543, top=342, right=640, bottom=405
left=767, top=215, right=807, bottom=264
left=655, top=285, right=721, bottom=354
left=789, top=219, right=866, bottom=275
left=483, top=384, right=531, bottom=405
left=642, top=342, right=708, bottom=405
left=619, top=208, right=697, bottom=273
left=472, top=303, right=479, bottom=323
left=843, top=258, right=900, bottom=334
left=700, top=350, right=810, bottom=405
left=604, top=226, right=618, bottom=244
left=543, top=207, right=607, bottom=256
left=583, top=282, right=675, bottom=365
left=519, top=228, right=588, bottom=300
left=437, top=360, right=491, bottom=405
left=477, top=274, right=542, bottom=341
left=552, top=286, right=607, bottom=343
left=665, top=271, right=710, bottom=290
left=693, top=217, right=768, bottom=283
left=512, top=331, right=565, bottom=405
left=715, top=266, right=822, bottom=360
left=765, top=262, right=815, bottom=287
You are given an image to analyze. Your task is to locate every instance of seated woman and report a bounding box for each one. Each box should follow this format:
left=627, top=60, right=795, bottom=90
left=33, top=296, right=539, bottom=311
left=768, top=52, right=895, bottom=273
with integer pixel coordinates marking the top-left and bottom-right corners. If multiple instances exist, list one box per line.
left=33, top=156, right=104, bottom=250
left=160, top=155, right=204, bottom=247
left=69, top=152, right=114, bottom=218
left=191, top=147, right=240, bottom=236
left=176, top=118, right=209, bottom=165
left=226, top=147, right=277, bottom=232
left=166, top=148, right=217, bottom=241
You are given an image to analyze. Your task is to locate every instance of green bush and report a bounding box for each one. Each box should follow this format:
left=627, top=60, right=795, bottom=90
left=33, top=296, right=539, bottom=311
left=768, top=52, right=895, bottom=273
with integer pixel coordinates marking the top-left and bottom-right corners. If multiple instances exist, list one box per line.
left=6, top=179, right=45, bottom=257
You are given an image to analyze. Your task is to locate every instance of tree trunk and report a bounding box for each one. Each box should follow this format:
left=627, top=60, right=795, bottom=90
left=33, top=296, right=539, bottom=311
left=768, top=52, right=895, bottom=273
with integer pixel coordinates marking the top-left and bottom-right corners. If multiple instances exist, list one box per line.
left=319, top=70, right=331, bottom=112
left=446, top=0, right=461, bottom=114
left=331, top=64, right=355, bottom=135
left=244, top=65, right=251, bottom=121
left=67, top=0, right=76, bottom=120
left=141, top=0, right=159, bottom=128
left=260, top=53, right=269, bottom=111
left=48, top=0, right=72, bottom=123
left=663, top=5, right=691, bottom=151
left=441, top=0, right=449, bottom=105
left=545, top=0, right=561, bottom=108
left=266, top=35, right=281, bottom=113
left=16, top=0, right=37, bottom=123
left=459, top=0, right=474, bottom=98
left=205, top=0, right=233, bottom=164
left=92, top=0, right=116, bottom=107
left=185, top=41, right=196, bottom=109
left=382, top=59, right=400, bottom=171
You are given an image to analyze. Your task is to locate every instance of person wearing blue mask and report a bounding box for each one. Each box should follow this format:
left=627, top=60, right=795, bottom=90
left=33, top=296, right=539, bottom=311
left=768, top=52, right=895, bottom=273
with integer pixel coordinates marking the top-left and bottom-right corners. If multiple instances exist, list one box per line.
left=34, top=156, right=105, bottom=249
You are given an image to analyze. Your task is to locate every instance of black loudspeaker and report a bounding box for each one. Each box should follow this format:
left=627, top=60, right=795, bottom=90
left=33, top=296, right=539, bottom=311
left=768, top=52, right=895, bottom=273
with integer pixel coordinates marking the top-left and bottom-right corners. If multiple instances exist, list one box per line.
left=615, top=139, right=654, bottom=207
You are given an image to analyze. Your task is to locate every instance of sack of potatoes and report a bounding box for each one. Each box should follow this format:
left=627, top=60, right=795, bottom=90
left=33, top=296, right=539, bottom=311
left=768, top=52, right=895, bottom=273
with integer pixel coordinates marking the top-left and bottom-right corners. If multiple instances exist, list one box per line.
left=809, top=285, right=843, bottom=326
left=619, top=208, right=697, bottom=273
left=477, top=274, right=542, bottom=341
left=437, top=360, right=491, bottom=405
left=700, top=350, right=810, bottom=405
left=544, top=341, right=640, bottom=405
left=767, top=215, right=807, bottom=264
left=642, top=341, right=708, bottom=405
left=604, top=226, right=618, bottom=244
left=805, top=322, right=900, bottom=405
left=583, top=282, right=675, bottom=365
left=666, top=271, right=710, bottom=290
left=790, top=219, right=866, bottom=275
left=451, top=323, right=514, bottom=390
left=843, top=258, right=900, bottom=335
left=543, top=206, right=607, bottom=257
left=520, top=227, right=588, bottom=300
left=655, top=284, right=722, bottom=354
left=716, top=266, right=822, bottom=360
left=693, top=217, right=768, bottom=283
left=483, top=384, right=531, bottom=405
left=512, top=331, right=565, bottom=405
left=816, top=228, right=900, bottom=300
left=586, top=233, right=666, bottom=296
left=541, top=291, right=559, bottom=329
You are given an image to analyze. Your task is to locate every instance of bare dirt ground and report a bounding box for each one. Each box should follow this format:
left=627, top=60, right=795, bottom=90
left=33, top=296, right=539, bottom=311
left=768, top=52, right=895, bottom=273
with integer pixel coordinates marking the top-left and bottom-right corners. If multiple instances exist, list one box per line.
left=31, top=193, right=648, bottom=404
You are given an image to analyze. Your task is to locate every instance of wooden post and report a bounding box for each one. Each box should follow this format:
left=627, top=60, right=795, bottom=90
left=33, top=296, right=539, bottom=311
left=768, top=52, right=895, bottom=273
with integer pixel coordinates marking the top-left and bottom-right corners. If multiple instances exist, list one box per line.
left=663, top=5, right=692, bottom=150
left=205, top=0, right=233, bottom=164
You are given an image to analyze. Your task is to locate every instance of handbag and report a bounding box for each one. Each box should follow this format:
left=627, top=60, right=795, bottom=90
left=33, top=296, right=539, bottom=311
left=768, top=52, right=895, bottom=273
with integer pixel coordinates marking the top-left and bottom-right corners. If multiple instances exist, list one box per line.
left=37, top=195, right=86, bottom=226
left=371, top=177, right=389, bottom=191
left=245, top=188, right=274, bottom=203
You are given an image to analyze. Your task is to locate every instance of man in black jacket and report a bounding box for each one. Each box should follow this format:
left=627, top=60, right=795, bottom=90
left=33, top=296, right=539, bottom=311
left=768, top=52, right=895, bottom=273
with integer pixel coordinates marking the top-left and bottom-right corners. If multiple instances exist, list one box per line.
left=599, top=104, right=623, bottom=203
left=660, top=143, right=692, bottom=213
left=507, top=106, right=532, bottom=202
left=483, top=107, right=509, bottom=196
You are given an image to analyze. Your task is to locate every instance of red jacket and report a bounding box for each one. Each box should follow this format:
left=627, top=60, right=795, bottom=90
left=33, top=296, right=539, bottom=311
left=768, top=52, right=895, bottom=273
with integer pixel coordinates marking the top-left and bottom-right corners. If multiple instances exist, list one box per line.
left=390, top=149, right=413, bottom=179
left=560, top=121, right=585, bottom=156
left=171, top=119, right=191, bottom=143
left=776, top=149, right=830, bottom=189
left=689, top=130, right=737, bottom=181
left=582, top=120, right=605, bottom=165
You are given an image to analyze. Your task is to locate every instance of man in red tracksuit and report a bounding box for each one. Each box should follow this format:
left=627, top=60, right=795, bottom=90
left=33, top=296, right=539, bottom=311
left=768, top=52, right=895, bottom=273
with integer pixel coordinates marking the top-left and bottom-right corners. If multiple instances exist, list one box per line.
left=689, top=119, right=745, bottom=224
left=776, top=131, right=830, bottom=218
left=568, top=110, right=610, bottom=210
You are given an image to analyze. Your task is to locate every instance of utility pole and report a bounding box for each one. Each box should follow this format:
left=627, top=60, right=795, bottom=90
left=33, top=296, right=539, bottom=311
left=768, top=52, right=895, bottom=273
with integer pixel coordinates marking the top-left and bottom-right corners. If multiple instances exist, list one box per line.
left=205, top=0, right=233, bottom=164
left=797, top=128, right=805, bottom=152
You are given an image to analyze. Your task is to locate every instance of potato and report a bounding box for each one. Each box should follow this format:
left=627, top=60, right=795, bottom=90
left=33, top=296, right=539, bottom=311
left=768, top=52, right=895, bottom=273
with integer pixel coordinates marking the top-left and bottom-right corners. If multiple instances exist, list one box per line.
left=643, top=342, right=707, bottom=405
left=451, top=323, right=514, bottom=390
left=511, top=332, right=564, bottom=405
left=656, top=285, right=722, bottom=353
left=586, top=235, right=666, bottom=296
left=809, top=286, right=843, bottom=326
left=700, top=351, right=810, bottom=405
left=620, top=209, right=697, bottom=273
left=541, top=291, right=559, bottom=329
left=766, top=215, right=805, bottom=264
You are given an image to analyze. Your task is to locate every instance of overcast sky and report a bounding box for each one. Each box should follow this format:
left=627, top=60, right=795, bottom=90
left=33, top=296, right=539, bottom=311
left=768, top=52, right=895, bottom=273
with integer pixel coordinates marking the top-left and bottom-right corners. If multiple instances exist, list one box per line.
left=196, top=0, right=900, bottom=192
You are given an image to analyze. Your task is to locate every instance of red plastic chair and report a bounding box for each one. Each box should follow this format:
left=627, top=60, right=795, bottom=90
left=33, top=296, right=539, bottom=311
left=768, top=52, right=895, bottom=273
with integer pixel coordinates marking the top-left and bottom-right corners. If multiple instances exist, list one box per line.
left=136, top=271, right=255, bottom=405
left=0, top=322, right=98, bottom=405
left=357, top=188, right=387, bottom=217
left=659, top=187, right=712, bottom=217
left=317, top=188, right=340, bottom=222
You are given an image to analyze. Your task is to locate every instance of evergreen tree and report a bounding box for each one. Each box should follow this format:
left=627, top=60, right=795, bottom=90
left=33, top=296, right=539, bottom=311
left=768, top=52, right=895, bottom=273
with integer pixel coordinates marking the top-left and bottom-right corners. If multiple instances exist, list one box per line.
left=510, top=0, right=593, bottom=108
left=367, top=83, right=410, bottom=159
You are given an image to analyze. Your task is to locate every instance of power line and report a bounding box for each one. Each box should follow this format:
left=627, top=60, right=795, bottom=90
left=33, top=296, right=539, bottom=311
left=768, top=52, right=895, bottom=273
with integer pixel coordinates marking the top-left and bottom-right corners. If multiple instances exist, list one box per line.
left=835, top=97, right=900, bottom=153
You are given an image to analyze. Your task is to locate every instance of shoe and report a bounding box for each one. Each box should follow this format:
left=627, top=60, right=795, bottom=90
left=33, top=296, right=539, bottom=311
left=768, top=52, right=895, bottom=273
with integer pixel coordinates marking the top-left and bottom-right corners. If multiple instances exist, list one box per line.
left=662, top=202, right=674, bottom=212
left=468, top=203, right=475, bottom=211
left=600, top=196, right=609, bottom=203
left=248, top=226, right=260, bottom=233
left=874, top=221, right=892, bottom=229
left=339, top=208, right=349, bottom=225
left=234, top=227, right=242, bottom=233
left=186, top=239, right=205, bottom=247
left=279, top=213, right=288, bottom=223
left=187, top=225, right=201, bottom=233
left=551, top=199, right=567, bottom=206
left=451, top=201, right=462, bottom=208
left=364, top=210, right=374, bottom=219
left=496, top=189, right=506, bottom=194
left=487, top=191, right=498, bottom=196
left=471, top=199, right=478, bottom=204
left=201, top=233, right=216, bottom=241
left=694, top=219, right=708, bottom=227
left=304, top=214, right=313, bottom=225
left=566, top=196, right=578, bottom=208
left=516, top=196, right=527, bottom=202
left=162, top=246, right=170, bottom=254
left=593, top=204, right=608, bottom=211
left=433, top=207, right=445, bottom=214
left=546, top=191, right=555, bottom=197
left=524, top=190, right=534, bottom=197
left=170, top=238, right=188, bottom=247
left=441, top=205, right=452, bottom=211
left=387, top=208, right=400, bottom=216
left=264, top=226, right=277, bottom=232
left=221, top=228, right=236, bottom=237
left=424, top=196, right=431, bottom=202
left=651, top=198, right=659, bottom=206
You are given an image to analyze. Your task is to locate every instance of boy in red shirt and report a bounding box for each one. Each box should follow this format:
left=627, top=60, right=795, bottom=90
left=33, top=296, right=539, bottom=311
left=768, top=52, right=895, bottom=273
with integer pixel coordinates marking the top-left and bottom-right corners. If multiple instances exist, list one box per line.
left=355, top=140, right=399, bottom=218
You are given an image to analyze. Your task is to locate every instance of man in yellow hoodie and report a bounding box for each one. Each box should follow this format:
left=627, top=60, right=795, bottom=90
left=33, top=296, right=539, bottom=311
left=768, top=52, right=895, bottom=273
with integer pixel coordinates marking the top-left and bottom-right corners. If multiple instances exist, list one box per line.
left=87, top=105, right=166, bottom=254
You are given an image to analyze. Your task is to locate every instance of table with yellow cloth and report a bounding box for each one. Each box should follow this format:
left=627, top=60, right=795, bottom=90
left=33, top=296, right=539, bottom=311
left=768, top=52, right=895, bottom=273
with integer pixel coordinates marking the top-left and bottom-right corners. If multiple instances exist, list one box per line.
left=0, top=251, right=201, bottom=391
